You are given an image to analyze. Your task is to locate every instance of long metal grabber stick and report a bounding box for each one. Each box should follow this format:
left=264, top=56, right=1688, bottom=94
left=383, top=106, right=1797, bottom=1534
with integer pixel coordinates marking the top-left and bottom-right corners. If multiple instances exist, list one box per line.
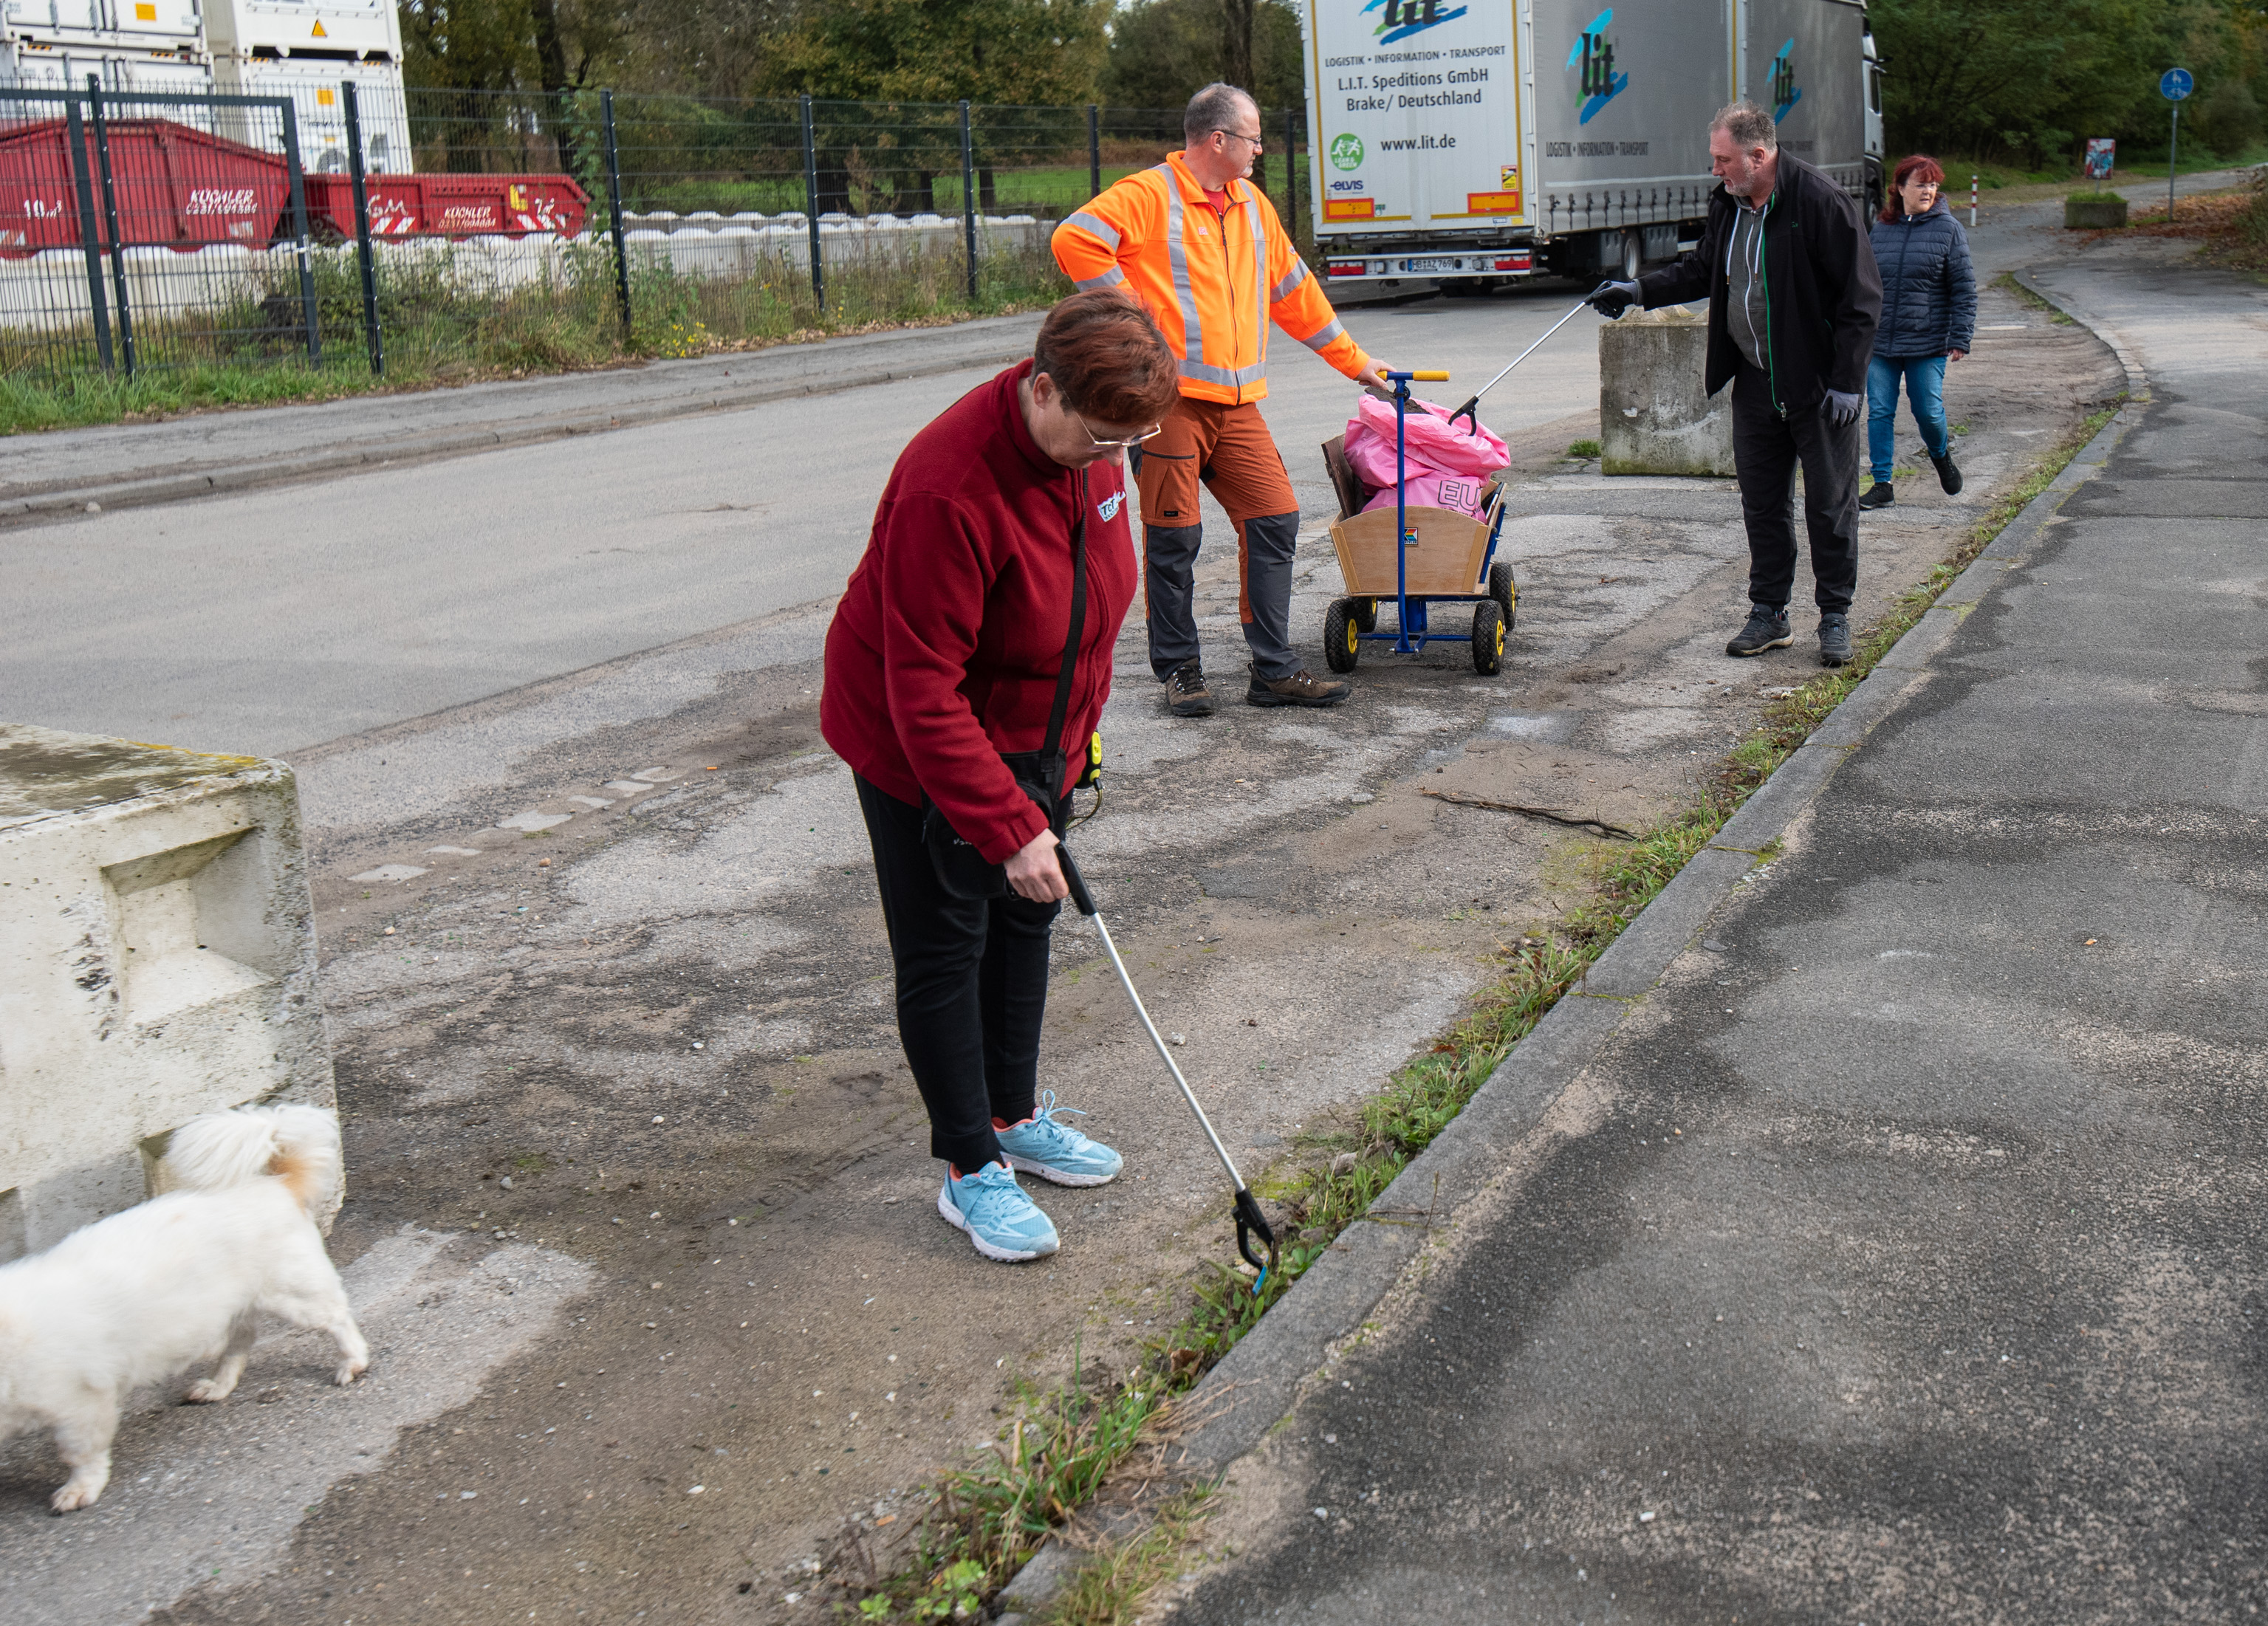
left=1446, top=296, right=1594, bottom=433
left=1055, top=845, right=1278, bottom=1293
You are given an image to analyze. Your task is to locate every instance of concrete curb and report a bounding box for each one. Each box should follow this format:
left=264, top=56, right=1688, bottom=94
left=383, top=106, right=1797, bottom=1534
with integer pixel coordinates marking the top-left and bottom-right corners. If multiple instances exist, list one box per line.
left=0, top=343, right=1034, bottom=528
left=993, top=275, right=2146, bottom=1617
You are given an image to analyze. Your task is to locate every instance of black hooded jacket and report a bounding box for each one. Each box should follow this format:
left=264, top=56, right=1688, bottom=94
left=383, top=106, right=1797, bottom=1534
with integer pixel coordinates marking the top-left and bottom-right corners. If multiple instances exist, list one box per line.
left=1636, top=153, right=1882, bottom=414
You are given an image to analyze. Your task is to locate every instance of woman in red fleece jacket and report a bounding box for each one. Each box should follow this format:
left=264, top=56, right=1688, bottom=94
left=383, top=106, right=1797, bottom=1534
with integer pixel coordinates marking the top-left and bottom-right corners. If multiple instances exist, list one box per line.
left=822, top=292, right=1180, bottom=1263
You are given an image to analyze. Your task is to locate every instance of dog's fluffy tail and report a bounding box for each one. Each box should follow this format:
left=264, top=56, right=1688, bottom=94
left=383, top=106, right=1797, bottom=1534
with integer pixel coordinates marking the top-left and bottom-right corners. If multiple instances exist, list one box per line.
left=162, top=1103, right=342, bottom=1212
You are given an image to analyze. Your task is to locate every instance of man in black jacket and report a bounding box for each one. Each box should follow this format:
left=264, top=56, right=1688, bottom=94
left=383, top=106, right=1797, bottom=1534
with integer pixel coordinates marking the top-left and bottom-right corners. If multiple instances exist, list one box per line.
left=1588, top=100, right=1882, bottom=666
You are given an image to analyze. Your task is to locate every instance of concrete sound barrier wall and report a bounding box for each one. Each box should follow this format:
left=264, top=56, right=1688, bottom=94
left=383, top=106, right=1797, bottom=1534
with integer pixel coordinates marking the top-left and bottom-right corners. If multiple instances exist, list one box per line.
left=0, top=724, right=337, bottom=1260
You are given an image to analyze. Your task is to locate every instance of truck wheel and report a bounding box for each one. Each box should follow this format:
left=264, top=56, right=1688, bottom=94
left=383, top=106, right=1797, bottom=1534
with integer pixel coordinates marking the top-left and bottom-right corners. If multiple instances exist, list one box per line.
left=1620, top=229, right=1642, bottom=280
left=1325, top=599, right=1361, bottom=673
left=1488, top=562, right=1517, bottom=634
left=1471, top=600, right=1505, bottom=675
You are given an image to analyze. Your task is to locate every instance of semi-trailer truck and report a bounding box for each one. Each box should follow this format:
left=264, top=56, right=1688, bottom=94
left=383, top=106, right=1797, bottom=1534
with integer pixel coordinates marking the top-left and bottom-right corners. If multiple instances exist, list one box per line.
left=1304, top=0, right=1885, bottom=290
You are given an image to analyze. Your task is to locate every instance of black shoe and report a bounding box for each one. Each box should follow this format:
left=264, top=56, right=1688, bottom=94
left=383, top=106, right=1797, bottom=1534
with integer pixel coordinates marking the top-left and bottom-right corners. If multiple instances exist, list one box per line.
left=1859, top=481, right=1895, bottom=510
left=1246, top=665, right=1350, bottom=707
left=1163, top=660, right=1214, bottom=717
left=1932, top=453, right=1964, bottom=495
left=1725, top=605, right=1793, bottom=657
left=1818, top=611, right=1852, bottom=668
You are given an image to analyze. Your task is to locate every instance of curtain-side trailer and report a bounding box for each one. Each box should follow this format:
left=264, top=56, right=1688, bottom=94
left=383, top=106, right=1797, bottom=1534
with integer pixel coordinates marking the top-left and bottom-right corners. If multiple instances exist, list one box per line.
left=1303, top=0, right=1880, bottom=292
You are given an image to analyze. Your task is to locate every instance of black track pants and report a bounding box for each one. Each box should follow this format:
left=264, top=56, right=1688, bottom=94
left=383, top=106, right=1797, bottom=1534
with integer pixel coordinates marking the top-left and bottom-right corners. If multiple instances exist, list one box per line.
left=854, top=775, right=1062, bottom=1173
left=1732, top=362, right=1860, bottom=614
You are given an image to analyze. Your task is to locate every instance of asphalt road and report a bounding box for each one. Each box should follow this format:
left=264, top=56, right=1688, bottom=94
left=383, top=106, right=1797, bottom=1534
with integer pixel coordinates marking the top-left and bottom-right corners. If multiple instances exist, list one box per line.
left=0, top=193, right=2155, bottom=1622
left=1167, top=240, right=2268, bottom=1625
left=0, top=281, right=1603, bottom=760
left=2, top=171, right=2231, bottom=772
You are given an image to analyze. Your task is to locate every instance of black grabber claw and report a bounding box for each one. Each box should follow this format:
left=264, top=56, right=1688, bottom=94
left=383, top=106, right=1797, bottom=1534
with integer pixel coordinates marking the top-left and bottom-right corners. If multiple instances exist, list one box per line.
left=1233, top=1186, right=1280, bottom=1295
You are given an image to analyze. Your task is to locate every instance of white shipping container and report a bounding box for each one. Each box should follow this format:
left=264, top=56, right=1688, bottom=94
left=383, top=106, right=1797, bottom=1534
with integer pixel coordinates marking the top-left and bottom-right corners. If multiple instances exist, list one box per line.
left=204, top=0, right=400, bottom=63
left=213, top=50, right=408, bottom=174
left=1, top=0, right=202, bottom=48
left=1, top=35, right=213, bottom=113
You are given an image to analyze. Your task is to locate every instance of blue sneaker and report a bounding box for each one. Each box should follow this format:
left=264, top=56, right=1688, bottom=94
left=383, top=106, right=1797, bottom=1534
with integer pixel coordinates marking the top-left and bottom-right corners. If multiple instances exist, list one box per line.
left=996, top=1091, right=1124, bottom=1187
left=937, top=1162, right=1060, bottom=1262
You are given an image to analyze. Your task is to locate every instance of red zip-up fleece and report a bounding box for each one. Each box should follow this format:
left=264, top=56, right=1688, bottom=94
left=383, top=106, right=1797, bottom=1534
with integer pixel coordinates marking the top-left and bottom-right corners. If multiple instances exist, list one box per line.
left=821, top=360, right=1137, bottom=865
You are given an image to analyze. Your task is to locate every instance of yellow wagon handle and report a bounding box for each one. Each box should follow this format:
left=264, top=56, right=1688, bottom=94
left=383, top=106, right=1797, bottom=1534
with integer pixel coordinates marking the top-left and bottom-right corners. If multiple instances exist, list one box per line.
left=1409, top=370, right=1450, bottom=380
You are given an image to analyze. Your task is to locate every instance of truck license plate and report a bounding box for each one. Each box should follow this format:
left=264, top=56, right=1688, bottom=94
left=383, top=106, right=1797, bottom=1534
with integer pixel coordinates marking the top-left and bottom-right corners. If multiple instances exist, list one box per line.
left=1403, top=257, right=1462, bottom=273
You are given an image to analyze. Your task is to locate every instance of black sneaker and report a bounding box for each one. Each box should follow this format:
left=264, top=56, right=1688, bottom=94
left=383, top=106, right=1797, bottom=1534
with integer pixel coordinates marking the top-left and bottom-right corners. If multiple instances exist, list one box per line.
left=1818, top=611, right=1852, bottom=668
left=1725, top=605, right=1793, bottom=657
left=1932, top=453, right=1964, bottom=495
left=1859, top=481, right=1895, bottom=510
left=1246, top=665, right=1350, bottom=707
left=1163, top=660, right=1213, bottom=717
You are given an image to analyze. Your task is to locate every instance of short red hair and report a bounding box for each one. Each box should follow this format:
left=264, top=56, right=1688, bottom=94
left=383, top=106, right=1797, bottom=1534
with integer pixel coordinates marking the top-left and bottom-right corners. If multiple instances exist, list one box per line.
left=1880, top=154, right=1946, bottom=222
left=1032, top=291, right=1179, bottom=428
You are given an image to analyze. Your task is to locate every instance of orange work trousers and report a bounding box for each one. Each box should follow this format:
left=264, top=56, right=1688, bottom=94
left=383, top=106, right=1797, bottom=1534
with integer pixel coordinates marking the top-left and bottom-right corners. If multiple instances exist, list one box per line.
left=1131, top=397, right=1302, bottom=680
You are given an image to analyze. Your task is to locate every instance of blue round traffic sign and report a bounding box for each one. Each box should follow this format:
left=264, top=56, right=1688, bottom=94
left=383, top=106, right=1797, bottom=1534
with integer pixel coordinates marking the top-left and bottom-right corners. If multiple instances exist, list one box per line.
left=2161, top=67, right=2193, bottom=100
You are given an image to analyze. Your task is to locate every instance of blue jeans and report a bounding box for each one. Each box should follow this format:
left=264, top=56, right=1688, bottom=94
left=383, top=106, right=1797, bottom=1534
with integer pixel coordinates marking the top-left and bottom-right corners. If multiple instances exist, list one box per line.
left=1866, top=354, right=1949, bottom=483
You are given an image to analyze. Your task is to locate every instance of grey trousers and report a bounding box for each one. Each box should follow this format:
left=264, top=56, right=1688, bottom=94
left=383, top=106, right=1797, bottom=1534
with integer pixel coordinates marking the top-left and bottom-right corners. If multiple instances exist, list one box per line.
left=1144, top=512, right=1303, bottom=682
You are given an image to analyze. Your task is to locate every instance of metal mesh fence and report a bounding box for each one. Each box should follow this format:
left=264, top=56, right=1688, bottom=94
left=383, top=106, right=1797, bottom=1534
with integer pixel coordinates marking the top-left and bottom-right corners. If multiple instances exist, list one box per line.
left=0, top=82, right=1314, bottom=392
left=0, top=85, right=346, bottom=380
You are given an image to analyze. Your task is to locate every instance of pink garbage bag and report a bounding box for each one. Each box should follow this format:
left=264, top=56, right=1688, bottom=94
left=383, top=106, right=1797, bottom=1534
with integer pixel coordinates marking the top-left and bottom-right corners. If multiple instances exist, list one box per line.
left=1343, top=394, right=1509, bottom=519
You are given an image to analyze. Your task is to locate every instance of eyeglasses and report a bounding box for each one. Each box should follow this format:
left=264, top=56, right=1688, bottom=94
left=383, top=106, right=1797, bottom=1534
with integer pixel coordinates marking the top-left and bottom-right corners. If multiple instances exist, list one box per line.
left=1079, top=414, right=1162, bottom=450
left=1213, top=129, right=1264, bottom=151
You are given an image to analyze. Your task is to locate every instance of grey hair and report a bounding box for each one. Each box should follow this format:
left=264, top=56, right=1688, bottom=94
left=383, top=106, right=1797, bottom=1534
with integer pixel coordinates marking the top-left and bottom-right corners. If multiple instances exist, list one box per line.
left=1185, top=83, right=1258, bottom=143
left=1711, top=100, right=1778, bottom=151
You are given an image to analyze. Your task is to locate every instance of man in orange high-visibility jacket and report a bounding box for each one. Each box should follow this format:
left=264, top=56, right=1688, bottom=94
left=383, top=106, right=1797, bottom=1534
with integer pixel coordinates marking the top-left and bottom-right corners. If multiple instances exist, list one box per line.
left=1053, top=82, right=1391, bottom=716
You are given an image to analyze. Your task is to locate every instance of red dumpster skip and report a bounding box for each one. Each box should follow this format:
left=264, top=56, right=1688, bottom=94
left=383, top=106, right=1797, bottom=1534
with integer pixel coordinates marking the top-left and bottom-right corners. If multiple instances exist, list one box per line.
left=301, top=172, right=592, bottom=240
left=0, top=119, right=290, bottom=258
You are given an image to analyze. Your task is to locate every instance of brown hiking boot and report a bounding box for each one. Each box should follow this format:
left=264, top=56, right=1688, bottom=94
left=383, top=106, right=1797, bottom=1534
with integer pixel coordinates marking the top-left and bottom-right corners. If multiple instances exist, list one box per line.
left=1163, top=659, right=1214, bottom=717
left=1246, top=665, right=1350, bottom=708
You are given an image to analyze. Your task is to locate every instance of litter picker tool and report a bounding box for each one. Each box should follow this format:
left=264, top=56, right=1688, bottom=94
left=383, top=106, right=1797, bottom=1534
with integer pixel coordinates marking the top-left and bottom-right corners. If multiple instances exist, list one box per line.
left=1445, top=296, right=1596, bottom=433
left=1054, top=844, right=1278, bottom=1296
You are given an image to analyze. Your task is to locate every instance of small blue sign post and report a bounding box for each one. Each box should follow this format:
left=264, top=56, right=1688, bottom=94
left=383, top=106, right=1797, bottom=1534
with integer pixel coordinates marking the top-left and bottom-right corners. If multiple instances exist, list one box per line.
left=2162, top=67, right=2193, bottom=219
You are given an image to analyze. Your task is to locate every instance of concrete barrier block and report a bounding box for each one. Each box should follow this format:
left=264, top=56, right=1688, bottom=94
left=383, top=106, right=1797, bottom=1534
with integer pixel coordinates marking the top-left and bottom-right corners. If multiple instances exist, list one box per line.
left=1599, top=306, right=1734, bottom=477
left=2064, top=193, right=2127, bottom=230
left=0, top=724, right=337, bottom=1260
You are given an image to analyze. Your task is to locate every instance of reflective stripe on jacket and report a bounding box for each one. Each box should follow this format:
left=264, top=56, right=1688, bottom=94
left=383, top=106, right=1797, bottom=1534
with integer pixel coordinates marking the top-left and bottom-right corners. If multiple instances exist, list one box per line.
left=1051, top=152, right=1369, bottom=405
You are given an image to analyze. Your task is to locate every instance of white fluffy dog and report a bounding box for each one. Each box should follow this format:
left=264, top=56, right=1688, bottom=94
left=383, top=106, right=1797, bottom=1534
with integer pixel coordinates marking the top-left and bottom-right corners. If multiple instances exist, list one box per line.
left=0, top=1102, right=369, bottom=1512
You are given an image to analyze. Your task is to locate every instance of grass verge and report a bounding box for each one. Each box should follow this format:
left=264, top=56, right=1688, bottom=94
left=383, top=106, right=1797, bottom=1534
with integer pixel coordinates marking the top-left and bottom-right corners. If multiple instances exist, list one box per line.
left=1993, top=270, right=2076, bottom=324
left=835, top=395, right=2125, bottom=1626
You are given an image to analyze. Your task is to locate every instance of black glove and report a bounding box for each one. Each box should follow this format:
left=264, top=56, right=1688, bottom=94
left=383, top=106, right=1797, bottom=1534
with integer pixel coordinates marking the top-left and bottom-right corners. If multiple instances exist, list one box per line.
left=1822, top=388, right=1863, bottom=429
left=1585, top=280, right=1641, bottom=318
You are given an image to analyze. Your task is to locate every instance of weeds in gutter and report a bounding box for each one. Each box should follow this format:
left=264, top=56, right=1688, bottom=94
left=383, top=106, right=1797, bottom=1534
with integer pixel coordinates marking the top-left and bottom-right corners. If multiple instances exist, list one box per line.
left=1038, top=1488, right=1219, bottom=1626
left=1993, top=270, right=2077, bottom=323
left=835, top=397, right=2123, bottom=1626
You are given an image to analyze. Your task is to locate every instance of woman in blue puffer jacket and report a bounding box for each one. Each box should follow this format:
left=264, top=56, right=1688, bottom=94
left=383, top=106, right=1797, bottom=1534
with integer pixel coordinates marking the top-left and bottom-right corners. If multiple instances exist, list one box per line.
left=1860, top=154, right=1976, bottom=510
